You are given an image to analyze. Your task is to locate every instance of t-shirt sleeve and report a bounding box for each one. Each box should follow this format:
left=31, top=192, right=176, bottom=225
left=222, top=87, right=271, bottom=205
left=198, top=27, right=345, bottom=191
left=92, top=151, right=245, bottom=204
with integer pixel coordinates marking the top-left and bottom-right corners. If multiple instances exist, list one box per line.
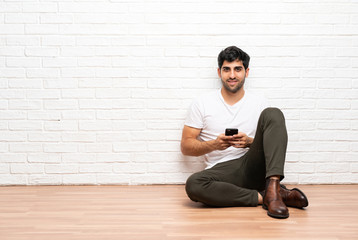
left=184, top=98, right=204, bottom=129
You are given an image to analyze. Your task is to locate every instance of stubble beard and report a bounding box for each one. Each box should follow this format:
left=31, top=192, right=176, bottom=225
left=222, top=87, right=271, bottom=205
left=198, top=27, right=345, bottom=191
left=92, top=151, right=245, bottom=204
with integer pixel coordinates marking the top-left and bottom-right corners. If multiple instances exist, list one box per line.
left=222, top=78, right=245, bottom=94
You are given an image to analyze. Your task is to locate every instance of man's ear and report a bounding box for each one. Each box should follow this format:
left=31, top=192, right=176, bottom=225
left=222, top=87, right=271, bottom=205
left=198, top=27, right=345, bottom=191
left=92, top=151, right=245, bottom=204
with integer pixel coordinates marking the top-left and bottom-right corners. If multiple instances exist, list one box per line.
left=245, top=67, right=250, bottom=78
left=217, top=68, right=221, bottom=78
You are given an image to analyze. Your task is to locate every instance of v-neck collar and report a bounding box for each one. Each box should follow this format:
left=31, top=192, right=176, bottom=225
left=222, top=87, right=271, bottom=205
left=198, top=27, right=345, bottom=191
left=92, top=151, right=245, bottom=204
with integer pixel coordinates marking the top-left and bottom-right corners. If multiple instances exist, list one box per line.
left=218, top=88, right=246, bottom=109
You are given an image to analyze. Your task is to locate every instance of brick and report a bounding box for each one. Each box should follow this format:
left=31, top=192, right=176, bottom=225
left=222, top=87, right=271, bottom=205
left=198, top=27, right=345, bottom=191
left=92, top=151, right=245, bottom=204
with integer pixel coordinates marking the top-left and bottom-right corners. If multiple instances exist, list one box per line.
left=79, top=143, right=112, bottom=153
left=60, top=47, right=95, bottom=57
left=147, top=121, right=182, bottom=130
left=8, top=100, right=41, bottom=110
left=61, top=68, right=95, bottom=78
left=299, top=174, right=332, bottom=184
left=0, top=153, right=27, bottom=163
left=113, top=142, right=147, bottom=152
left=317, top=142, right=350, bottom=152
left=79, top=164, right=112, bottom=173
left=59, top=3, right=128, bottom=13
left=0, top=24, right=24, bottom=34
left=96, top=110, right=130, bottom=120
left=5, top=13, right=38, bottom=24
left=131, top=174, right=166, bottom=185
left=26, top=90, right=60, bottom=99
left=112, top=121, right=146, bottom=131
left=0, top=143, right=8, bottom=152
left=11, top=163, right=43, bottom=174
left=28, top=111, right=62, bottom=120
left=332, top=173, right=356, bottom=184
left=112, top=78, right=146, bottom=88
left=63, top=174, right=96, bottom=185
left=28, top=133, right=61, bottom=142
left=316, top=163, right=350, bottom=173
left=0, top=110, right=26, bottom=120
left=62, top=133, right=96, bottom=143
left=22, top=3, right=57, bottom=13
left=96, top=153, right=130, bottom=163
left=44, top=120, right=77, bottom=133
left=96, top=174, right=130, bottom=184
left=0, top=175, right=27, bottom=185
left=287, top=141, right=316, bottom=152
left=79, top=100, right=112, bottom=109
left=25, top=24, right=59, bottom=35
left=28, top=175, right=62, bottom=185
left=27, top=68, right=60, bottom=78
left=44, top=79, right=78, bottom=89
left=9, top=79, right=42, bottom=89
left=95, top=89, right=131, bottom=99
left=28, top=154, right=61, bottom=163
left=62, top=153, right=96, bottom=163
left=78, top=57, right=111, bottom=67
left=43, top=143, right=78, bottom=153
left=44, top=100, right=78, bottom=110
left=79, top=78, right=112, bottom=88
left=316, top=99, right=351, bottom=109
left=42, top=57, right=77, bottom=67
left=59, top=24, right=128, bottom=35
left=335, top=153, right=358, bottom=162
left=9, top=121, right=42, bottom=131
left=147, top=141, right=180, bottom=152
left=61, top=111, right=95, bottom=120
left=300, top=110, right=334, bottom=120
left=317, top=121, right=350, bottom=130
left=42, top=36, right=75, bottom=46
left=61, top=89, right=95, bottom=99
left=6, top=57, right=41, bottom=67
left=79, top=121, right=112, bottom=131
left=45, top=164, right=78, bottom=174
left=0, top=68, right=26, bottom=77
left=40, top=14, right=73, bottom=24
left=0, top=164, right=9, bottom=174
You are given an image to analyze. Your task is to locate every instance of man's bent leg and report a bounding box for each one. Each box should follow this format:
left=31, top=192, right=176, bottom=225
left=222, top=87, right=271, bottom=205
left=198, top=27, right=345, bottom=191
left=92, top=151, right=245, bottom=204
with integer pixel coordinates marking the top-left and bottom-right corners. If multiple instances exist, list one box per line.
left=244, top=107, right=289, bottom=218
left=239, top=108, right=288, bottom=191
left=185, top=160, right=259, bottom=207
left=251, top=107, right=287, bottom=179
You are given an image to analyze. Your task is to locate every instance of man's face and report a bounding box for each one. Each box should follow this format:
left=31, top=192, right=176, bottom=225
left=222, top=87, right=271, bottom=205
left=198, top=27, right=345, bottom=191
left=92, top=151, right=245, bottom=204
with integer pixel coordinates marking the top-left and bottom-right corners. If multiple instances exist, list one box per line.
left=218, top=60, right=249, bottom=94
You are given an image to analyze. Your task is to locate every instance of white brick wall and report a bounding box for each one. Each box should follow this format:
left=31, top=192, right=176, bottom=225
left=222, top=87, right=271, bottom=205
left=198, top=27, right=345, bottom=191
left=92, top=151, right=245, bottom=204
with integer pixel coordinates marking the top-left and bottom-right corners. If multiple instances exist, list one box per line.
left=0, top=0, right=357, bottom=185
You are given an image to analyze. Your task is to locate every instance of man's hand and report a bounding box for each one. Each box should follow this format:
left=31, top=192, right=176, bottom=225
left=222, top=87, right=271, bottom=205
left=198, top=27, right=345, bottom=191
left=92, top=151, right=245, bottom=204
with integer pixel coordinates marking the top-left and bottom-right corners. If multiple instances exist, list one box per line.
left=228, top=132, right=253, bottom=148
left=213, top=134, right=233, bottom=150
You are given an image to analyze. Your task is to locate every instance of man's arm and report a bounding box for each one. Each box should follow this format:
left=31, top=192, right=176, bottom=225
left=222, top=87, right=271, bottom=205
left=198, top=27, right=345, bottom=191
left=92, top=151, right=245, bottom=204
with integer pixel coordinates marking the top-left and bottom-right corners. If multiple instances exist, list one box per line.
left=180, top=125, right=232, bottom=156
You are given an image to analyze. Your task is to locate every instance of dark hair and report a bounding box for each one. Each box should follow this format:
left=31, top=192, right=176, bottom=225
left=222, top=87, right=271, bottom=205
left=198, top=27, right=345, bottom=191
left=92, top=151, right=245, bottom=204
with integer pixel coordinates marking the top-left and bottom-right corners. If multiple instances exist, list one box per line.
left=217, top=46, right=250, bottom=70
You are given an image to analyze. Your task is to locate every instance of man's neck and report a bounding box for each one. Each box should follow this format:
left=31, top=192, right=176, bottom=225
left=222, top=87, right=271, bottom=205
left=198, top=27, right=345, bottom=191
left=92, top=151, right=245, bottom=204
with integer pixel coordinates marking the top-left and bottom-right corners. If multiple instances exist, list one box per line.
left=220, top=88, right=245, bottom=106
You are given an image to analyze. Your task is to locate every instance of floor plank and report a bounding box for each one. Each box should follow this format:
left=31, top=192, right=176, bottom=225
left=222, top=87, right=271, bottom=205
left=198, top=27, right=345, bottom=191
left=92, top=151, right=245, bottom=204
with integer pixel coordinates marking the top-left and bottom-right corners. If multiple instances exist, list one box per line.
left=0, top=185, right=357, bottom=239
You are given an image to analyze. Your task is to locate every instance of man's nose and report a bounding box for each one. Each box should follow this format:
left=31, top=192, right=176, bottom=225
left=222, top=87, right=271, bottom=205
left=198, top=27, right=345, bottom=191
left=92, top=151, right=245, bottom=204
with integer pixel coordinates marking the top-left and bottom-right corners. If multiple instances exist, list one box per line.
left=229, top=70, right=235, bottom=79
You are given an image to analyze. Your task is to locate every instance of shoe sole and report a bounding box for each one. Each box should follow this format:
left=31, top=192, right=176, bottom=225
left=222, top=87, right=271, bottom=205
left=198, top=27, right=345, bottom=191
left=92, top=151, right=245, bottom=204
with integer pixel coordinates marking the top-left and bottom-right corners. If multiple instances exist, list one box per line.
left=262, top=204, right=289, bottom=219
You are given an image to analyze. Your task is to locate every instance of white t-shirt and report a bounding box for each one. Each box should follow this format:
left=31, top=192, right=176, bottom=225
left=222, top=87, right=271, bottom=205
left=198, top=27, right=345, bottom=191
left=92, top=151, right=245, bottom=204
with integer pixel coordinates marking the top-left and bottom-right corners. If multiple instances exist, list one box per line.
left=184, top=89, right=269, bottom=169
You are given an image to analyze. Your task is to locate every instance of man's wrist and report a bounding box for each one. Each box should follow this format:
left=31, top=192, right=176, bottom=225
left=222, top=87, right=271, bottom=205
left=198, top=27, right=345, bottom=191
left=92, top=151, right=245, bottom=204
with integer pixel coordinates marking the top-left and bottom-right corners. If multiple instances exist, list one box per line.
left=203, top=140, right=217, bottom=152
left=247, top=137, right=254, bottom=147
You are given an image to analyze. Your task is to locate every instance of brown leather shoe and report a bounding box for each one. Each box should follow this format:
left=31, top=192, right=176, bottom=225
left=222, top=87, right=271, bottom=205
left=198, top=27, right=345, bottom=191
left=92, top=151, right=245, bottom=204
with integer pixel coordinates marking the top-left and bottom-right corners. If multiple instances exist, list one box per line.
left=263, top=178, right=289, bottom=219
left=280, top=185, right=308, bottom=208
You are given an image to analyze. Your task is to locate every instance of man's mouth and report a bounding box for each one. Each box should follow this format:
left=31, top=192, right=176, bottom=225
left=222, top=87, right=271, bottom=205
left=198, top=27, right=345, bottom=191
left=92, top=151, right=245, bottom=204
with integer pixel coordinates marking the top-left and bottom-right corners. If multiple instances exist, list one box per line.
left=227, top=79, right=238, bottom=86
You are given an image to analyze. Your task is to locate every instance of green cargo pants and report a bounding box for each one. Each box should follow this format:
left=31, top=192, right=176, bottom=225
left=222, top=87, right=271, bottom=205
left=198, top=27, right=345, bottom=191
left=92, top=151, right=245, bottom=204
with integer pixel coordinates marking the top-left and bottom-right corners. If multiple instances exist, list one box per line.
left=185, top=107, right=288, bottom=207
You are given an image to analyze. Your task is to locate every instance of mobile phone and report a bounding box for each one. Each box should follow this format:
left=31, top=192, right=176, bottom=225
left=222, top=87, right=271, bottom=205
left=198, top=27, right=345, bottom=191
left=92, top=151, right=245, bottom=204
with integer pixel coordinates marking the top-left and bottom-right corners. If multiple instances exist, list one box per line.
left=225, top=128, right=238, bottom=136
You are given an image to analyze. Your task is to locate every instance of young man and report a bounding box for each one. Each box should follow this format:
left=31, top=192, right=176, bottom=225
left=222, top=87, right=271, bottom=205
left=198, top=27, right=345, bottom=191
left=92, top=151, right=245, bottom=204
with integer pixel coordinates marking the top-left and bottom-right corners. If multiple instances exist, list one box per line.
left=181, top=46, right=308, bottom=219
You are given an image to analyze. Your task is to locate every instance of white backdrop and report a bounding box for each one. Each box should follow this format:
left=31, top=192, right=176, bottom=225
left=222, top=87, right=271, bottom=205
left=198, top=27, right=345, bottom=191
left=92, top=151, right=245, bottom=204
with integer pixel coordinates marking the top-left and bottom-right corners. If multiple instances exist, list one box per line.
left=0, top=0, right=357, bottom=185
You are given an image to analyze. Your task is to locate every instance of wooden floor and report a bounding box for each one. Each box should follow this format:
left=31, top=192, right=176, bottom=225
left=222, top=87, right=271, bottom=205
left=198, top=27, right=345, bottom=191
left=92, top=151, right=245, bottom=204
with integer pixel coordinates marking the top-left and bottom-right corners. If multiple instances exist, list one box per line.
left=0, top=185, right=357, bottom=240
